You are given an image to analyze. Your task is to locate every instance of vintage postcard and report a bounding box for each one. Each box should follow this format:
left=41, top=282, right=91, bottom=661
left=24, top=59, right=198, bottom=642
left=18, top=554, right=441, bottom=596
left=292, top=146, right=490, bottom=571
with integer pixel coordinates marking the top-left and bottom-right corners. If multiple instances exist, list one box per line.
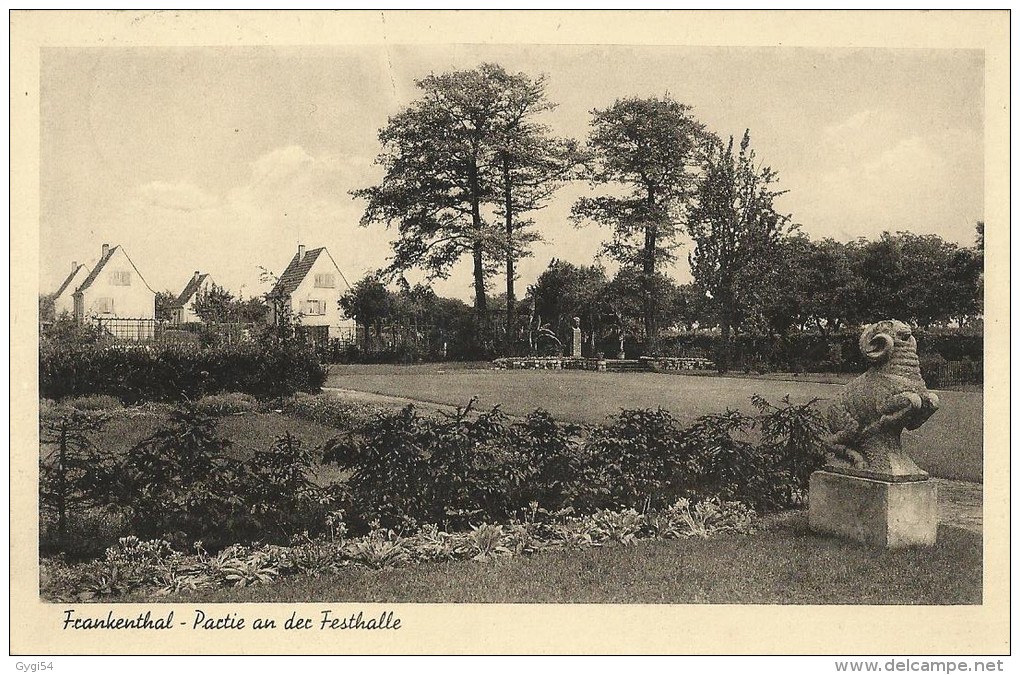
left=9, top=10, right=1010, bottom=656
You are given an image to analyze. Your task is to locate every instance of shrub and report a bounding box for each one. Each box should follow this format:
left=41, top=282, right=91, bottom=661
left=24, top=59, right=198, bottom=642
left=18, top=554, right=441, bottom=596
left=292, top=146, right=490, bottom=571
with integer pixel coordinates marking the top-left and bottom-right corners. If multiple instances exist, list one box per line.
left=243, top=433, right=336, bottom=541
left=118, top=405, right=248, bottom=548
left=752, top=394, right=827, bottom=507
left=195, top=392, right=259, bottom=416
left=577, top=408, right=688, bottom=511
left=39, top=340, right=326, bottom=403
left=647, top=329, right=982, bottom=377
left=39, top=411, right=121, bottom=556
left=322, top=401, right=584, bottom=531
left=321, top=396, right=824, bottom=530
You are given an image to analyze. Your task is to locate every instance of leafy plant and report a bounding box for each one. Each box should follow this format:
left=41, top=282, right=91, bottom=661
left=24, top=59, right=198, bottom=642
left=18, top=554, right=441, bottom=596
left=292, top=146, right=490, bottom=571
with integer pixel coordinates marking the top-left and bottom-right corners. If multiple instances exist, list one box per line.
left=343, top=526, right=410, bottom=569
left=587, top=508, right=645, bottom=547
left=468, top=522, right=510, bottom=561
left=752, top=394, right=826, bottom=507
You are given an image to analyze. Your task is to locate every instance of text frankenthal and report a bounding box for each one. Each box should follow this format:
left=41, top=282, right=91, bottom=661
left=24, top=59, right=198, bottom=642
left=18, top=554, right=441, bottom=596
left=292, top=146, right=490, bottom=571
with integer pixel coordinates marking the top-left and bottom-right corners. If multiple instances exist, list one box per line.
left=61, top=609, right=401, bottom=631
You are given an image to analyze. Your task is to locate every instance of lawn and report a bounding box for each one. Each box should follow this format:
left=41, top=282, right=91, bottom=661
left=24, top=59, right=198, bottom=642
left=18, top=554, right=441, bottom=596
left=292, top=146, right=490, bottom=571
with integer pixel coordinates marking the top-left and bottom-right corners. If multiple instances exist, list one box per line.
left=136, top=518, right=981, bottom=605
left=326, top=364, right=983, bottom=482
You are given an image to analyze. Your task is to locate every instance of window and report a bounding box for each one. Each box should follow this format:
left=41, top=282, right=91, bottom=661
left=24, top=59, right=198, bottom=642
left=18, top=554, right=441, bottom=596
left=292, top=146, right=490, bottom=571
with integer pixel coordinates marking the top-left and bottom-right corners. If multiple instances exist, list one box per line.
left=110, top=270, right=132, bottom=286
left=95, top=297, right=114, bottom=313
left=314, top=274, right=336, bottom=288
left=304, top=299, right=325, bottom=316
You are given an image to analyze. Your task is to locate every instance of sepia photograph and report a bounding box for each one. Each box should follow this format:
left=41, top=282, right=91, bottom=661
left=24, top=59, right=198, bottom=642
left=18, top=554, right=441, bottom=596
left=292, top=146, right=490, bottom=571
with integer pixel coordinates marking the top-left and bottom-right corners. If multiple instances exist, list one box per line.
left=10, top=9, right=1010, bottom=657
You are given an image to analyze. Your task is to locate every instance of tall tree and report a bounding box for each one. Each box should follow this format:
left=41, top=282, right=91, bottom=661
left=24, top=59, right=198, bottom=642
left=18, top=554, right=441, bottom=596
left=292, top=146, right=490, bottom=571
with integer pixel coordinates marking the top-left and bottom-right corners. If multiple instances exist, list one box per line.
left=572, top=96, right=710, bottom=348
left=354, top=63, right=565, bottom=352
left=489, top=71, right=581, bottom=338
left=686, top=130, right=795, bottom=370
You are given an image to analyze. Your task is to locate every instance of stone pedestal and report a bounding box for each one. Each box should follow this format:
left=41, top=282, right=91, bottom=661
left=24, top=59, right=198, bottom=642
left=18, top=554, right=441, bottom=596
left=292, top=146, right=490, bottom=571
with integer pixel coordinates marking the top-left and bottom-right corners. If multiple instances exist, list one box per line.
left=571, top=327, right=582, bottom=357
left=808, top=470, right=937, bottom=548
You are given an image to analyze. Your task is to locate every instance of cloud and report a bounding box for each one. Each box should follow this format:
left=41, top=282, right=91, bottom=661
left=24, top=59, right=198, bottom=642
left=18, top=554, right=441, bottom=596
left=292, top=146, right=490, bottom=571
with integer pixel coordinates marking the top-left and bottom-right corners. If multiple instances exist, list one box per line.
left=133, top=180, right=219, bottom=211
left=249, top=145, right=316, bottom=187
left=108, top=145, right=391, bottom=296
left=785, top=108, right=982, bottom=244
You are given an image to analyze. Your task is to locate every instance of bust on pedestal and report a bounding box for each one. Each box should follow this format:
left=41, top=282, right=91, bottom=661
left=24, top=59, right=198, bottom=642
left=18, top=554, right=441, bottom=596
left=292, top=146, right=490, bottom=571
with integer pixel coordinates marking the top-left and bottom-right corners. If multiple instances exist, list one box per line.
left=571, top=317, right=582, bottom=358
left=809, top=320, right=941, bottom=548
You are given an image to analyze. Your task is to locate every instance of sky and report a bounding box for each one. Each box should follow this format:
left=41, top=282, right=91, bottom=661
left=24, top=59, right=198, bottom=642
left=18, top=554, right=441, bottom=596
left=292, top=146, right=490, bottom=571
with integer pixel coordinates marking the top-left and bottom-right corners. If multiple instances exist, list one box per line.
left=39, top=44, right=984, bottom=301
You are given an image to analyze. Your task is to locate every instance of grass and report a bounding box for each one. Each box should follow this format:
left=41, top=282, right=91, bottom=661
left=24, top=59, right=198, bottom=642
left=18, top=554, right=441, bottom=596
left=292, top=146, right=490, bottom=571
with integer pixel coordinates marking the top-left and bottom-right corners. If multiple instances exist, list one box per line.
left=326, top=364, right=984, bottom=482
left=135, top=518, right=981, bottom=605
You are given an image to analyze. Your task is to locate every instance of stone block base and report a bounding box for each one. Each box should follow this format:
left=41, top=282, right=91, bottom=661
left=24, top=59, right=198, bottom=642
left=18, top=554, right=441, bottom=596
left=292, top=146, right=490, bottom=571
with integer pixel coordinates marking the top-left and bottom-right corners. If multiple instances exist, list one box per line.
left=808, top=470, right=937, bottom=548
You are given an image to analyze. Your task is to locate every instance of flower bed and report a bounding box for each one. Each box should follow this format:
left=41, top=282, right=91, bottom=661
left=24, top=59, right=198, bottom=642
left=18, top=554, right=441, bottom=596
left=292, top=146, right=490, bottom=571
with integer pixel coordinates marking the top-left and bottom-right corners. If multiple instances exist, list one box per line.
left=41, top=498, right=756, bottom=602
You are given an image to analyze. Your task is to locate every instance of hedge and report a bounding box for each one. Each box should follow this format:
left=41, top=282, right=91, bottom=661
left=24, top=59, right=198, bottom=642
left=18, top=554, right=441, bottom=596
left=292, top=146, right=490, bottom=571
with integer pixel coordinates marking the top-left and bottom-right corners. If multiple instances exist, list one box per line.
left=626, top=330, right=983, bottom=374
left=39, top=341, right=326, bottom=403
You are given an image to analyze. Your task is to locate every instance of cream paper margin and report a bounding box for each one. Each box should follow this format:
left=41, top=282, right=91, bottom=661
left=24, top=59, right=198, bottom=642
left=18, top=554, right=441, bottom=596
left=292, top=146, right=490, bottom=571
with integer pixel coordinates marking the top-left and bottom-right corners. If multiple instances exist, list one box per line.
left=9, top=9, right=1010, bottom=656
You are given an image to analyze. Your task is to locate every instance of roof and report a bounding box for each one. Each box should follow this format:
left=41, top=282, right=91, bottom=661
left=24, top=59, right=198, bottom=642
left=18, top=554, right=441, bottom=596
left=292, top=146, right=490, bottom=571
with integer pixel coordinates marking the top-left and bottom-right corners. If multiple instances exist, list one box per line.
left=174, top=273, right=210, bottom=307
left=74, top=245, right=156, bottom=295
left=53, top=264, right=88, bottom=299
left=269, top=248, right=324, bottom=297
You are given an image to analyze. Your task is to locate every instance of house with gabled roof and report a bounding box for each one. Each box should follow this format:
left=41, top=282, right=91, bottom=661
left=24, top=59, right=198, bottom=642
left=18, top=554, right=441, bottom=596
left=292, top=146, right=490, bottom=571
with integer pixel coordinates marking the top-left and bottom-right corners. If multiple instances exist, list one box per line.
left=52, top=261, right=91, bottom=318
left=267, top=244, right=356, bottom=345
left=172, top=271, right=215, bottom=324
left=73, top=243, right=156, bottom=321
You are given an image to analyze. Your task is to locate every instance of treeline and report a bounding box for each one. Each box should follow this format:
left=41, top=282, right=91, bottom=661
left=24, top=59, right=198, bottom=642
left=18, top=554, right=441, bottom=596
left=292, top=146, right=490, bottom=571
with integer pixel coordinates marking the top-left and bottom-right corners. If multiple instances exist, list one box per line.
left=337, top=227, right=983, bottom=365
left=348, top=62, right=983, bottom=358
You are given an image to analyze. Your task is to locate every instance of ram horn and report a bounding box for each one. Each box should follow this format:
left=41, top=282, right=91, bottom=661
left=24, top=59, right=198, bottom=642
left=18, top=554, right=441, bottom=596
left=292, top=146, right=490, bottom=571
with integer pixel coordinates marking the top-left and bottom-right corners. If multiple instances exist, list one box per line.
left=859, top=324, right=894, bottom=362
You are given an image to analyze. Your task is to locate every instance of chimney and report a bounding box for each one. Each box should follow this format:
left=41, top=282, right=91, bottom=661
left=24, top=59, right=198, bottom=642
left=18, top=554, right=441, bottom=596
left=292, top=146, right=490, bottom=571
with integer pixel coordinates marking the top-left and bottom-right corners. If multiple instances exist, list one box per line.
left=298, top=244, right=306, bottom=262
left=193, top=270, right=201, bottom=282
left=71, top=261, right=78, bottom=272
left=101, top=243, right=110, bottom=258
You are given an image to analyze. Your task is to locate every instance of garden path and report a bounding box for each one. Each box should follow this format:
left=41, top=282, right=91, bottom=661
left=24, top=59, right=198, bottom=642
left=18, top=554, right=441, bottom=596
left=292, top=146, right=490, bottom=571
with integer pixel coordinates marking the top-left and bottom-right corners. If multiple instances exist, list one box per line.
left=933, top=478, right=982, bottom=534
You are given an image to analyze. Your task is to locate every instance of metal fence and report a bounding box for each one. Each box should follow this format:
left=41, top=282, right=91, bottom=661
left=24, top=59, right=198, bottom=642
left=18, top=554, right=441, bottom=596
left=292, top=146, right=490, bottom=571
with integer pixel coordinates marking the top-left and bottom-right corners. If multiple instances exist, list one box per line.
left=923, top=360, right=982, bottom=388
left=91, top=317, right=160, bottom=342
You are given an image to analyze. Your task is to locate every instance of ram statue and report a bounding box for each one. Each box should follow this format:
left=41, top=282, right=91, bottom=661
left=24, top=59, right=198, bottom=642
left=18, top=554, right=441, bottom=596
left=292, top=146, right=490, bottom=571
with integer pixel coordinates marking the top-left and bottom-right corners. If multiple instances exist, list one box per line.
left=823, top=319, right=939, bottom=481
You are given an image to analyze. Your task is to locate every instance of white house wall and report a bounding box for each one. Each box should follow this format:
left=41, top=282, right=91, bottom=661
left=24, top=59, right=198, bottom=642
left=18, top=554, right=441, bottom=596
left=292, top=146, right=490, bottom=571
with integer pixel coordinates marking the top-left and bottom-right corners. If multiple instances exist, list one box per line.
left=77, top=248, right=155, bottom=319
left=289, top=254, right=356, bottom=340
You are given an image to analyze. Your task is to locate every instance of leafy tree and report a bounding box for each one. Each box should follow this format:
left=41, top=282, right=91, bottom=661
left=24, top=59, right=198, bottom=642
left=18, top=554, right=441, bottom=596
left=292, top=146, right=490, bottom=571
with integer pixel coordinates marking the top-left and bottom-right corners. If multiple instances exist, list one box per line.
left=686, top=130, right=795, bottom=370
left=154, top=290, right=176, bottom=322
left=234, top=296, right=268, bottom=324
left=674, top=282, right=712, bottom=332
left=943, top=246, right=982, bottom=328
left=187, top=284, right=267, bottom=325
left=192, top=283, right=236, bottom=323
left=573, top=96, right=711, bottom=347
left=604, top=266, right=686, bottom=344
left=853, top=231, right=982, bottom=329
left=525, top=259, right=609, bottom=354
left=799, top=238, right=867, bottom=334
left=354, top=63, right=563, bottom=352
left=340, top=275, right=394, bottom=340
